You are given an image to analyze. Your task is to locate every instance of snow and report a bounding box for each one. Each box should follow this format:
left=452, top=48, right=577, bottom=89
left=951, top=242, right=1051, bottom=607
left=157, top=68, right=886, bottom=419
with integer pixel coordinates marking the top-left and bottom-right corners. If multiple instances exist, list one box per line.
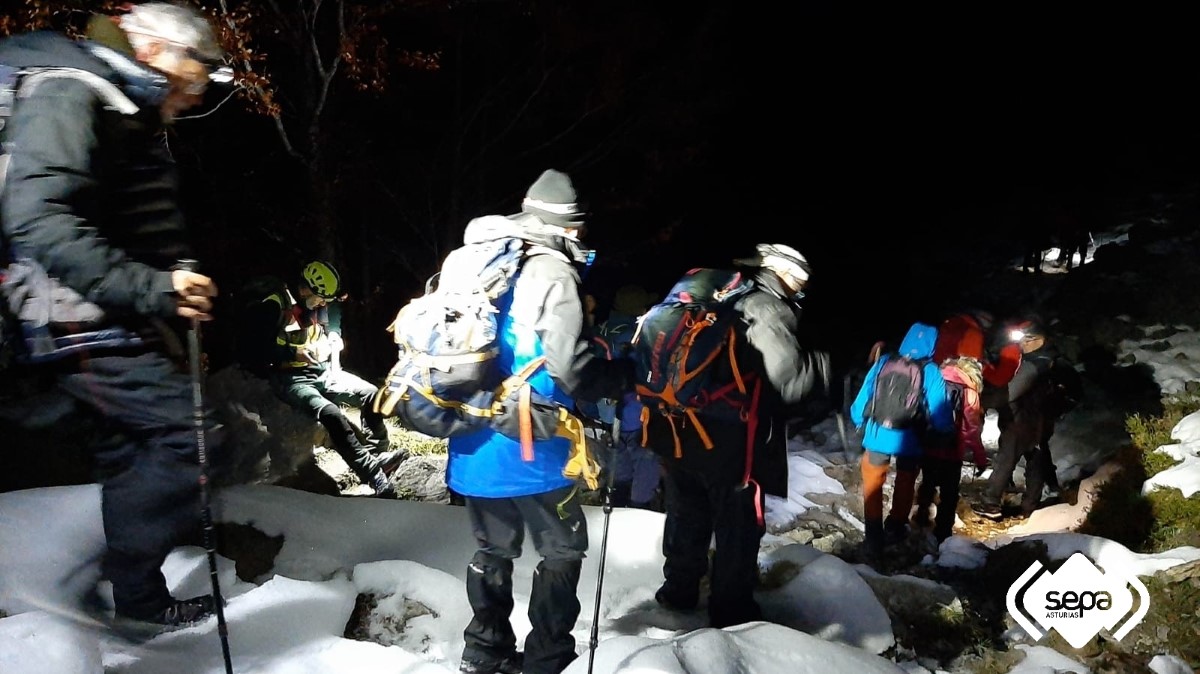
left=4, top=212, right=1200, bottom=673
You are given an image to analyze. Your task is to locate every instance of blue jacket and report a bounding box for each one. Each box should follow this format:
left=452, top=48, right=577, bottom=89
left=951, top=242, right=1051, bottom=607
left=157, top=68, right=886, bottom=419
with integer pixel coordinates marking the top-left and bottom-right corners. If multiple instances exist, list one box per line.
left=446, top=215, right=628, bottom=498
left=850, top=322, right=955, bottom=457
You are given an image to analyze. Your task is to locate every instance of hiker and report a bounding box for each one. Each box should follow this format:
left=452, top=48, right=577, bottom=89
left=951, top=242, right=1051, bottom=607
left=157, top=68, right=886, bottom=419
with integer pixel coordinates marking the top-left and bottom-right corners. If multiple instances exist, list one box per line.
left=236, top=260, right=403, bottom=498
left=0, top=3, right=227, bottom=627
left=973, top=318, right=1069, bottom=520
left=643, top=243, right=832, bottom=629
left=933, top=308, right=1022, bottom=389
left=913, top=356, right=989, bottom=544
left=850, top=321, right=956, bottom=560
left=446, top=169, right=631, bottom=674
left=1051, top=202, right=1091, bottom=272
left=601, top=284, right=662, bottom=510
left=934, top=308, right=1024, bottom=471
left=1019, top=216, right=1051, bottom=274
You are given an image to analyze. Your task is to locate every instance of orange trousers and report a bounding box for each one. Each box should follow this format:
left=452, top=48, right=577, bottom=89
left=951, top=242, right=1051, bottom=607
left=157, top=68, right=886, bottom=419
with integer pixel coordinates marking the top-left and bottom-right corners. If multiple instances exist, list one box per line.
left=861, top=451, right=919, bottom=526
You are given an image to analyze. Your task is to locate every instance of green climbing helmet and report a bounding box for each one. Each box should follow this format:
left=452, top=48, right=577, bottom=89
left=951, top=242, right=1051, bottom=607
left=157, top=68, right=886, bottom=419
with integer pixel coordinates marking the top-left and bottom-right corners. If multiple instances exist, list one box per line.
left=301, top=260, right=341, bottom=299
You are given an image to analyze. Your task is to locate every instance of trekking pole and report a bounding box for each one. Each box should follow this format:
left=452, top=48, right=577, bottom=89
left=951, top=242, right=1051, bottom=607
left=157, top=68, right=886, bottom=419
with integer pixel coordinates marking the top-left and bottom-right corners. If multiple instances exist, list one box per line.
left=181, top=262, right=234, bottom=674
left=587, top=413, right=619, bottom=674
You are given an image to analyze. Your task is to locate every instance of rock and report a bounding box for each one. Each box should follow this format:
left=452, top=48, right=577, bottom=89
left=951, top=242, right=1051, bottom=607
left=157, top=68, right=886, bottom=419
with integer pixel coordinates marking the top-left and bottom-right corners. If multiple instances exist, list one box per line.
left=1161, top=558, right=1200, bottom=583
left=390, top=454, right=450, bottom=502
left=783, top=529, right=815, bottom=545
left=1006, top=460, right=1122, bottom=535
left=206, top=366, right=329, bottom=486
left=984, top=539, right=1053, bottom=601
left=812, top=531, right=846, bottom=554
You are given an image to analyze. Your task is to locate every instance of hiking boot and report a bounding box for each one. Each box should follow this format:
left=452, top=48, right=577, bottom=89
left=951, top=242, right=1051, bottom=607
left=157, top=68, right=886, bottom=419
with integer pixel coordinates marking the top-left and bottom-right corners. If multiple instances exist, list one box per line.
left=911, top=507, right=932, bottom=530
left=459, top=651, right=523, bottom=674
left=370, top=471, right=398, bottom=499
left=373, top=483, right=398, bottom=499
left=863, top=521, right=884, bottom=564
left=883, top=519, right=908, bottom=546
left=971, top=501, right=1003, bottom=520
left=117, top=594, right=216, bottom=631
left=375, top=449, right=407, bottom=477
left=655, top=583, right=699, bottom=611
left=919, top=531, right=940, bottom=555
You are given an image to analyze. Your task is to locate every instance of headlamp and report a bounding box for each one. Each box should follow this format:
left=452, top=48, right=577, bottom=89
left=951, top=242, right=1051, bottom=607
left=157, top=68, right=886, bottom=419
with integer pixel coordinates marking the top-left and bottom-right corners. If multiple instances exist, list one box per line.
left=1009, top=329, right=1026, bottom=342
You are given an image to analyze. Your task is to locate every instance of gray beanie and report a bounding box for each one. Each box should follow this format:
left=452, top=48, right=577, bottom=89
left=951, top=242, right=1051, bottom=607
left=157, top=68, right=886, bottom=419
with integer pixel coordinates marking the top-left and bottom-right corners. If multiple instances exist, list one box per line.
left=521, top=169, right=585, bottom=228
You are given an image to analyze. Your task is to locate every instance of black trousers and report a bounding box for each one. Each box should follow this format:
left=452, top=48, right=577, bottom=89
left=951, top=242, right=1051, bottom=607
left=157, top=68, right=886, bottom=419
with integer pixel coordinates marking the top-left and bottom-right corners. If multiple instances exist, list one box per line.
left=915, top=456, right=962, bottom=541
left=661, top=463, right=765, bottom=629
left=58, top=351, right=223, bottom=619
left=1020, top=444, right=1054, bottom=512
left=463, top=486, right=588, bottom=674
left=985, top=404, right=1047, bottom=512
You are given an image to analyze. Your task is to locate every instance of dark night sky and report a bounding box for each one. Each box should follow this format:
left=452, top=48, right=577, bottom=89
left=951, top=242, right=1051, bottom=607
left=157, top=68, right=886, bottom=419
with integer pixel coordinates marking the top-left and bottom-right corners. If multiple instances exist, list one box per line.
left=180, top=3, right=1200, bottom=375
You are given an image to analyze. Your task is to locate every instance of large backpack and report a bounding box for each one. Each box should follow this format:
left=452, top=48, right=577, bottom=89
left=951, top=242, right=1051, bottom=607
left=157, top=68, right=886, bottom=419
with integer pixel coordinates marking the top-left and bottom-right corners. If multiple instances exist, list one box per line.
left=373, top=232, right=597, bottom=487
left=630, top=268, right=757, bottom=457
left=375, top=236, right=531, bottom=436
left=865, top=354, right=929, bottom=429
left=1045, top=356, right=1083, bottom=419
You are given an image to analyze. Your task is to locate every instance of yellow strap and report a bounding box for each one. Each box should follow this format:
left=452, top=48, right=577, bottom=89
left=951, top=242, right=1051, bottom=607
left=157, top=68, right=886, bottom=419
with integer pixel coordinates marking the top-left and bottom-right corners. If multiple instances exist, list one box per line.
left=493, top=356, right=547, bottom=401
left=557, top=409, right=599, bottom=490
left=555, top=485, right=580, bottom=519
left=513, top=356, right=547, bottom=381
left=390, top=373, right=495, bottom=418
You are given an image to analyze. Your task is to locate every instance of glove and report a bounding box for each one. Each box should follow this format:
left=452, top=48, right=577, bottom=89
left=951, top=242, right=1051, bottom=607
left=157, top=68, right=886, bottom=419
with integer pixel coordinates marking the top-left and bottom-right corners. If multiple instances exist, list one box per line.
left=328, top=332, right=345, bottom=354
left=813, top=350, right=833, bottom=399
left=308, top=336, right=333, bottom=363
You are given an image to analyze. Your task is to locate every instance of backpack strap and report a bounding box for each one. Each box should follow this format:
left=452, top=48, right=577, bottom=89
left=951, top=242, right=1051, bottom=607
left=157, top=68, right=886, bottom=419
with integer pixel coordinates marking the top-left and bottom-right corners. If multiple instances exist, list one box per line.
left=636, top=325, right=762, bottom=462
left=556, top=406, right=599, bottom=490
left=741, top=377, right=765, bottom=527
left=492, top=355, right=547, bottom=461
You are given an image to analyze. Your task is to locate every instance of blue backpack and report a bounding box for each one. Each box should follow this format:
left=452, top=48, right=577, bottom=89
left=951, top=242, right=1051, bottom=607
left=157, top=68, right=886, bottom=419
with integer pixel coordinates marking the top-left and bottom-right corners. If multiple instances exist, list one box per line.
left=375, top=232, right=585, bottom=454
left=376, top=237, right=535, bottom=436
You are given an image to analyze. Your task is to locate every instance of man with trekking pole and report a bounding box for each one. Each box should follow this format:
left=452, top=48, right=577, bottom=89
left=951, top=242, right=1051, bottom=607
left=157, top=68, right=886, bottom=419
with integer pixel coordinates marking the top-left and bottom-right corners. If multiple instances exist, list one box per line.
left=0, top=2, right=235, bottom=654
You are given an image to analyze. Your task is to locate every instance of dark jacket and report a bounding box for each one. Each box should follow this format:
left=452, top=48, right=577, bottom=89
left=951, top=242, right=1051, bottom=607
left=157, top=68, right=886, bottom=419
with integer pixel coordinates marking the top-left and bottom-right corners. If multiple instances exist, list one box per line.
left=236, top=278, right=340, bottom=375
left=996, top=343, right=1064, bottom=453
left=645, top=269, right=827, bottom=497
left=447, top=214, right=631, bottom=498
left=0, top=31, right=186, bottom=357
left=1007, top=343, right=1057, bottom=407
